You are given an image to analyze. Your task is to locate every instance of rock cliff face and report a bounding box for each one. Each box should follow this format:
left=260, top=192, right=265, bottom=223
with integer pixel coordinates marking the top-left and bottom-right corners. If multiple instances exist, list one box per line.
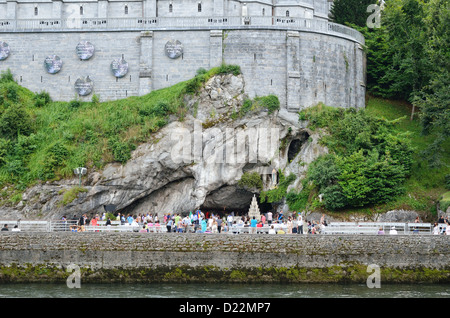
left=2, top=74, right=327, bottom=220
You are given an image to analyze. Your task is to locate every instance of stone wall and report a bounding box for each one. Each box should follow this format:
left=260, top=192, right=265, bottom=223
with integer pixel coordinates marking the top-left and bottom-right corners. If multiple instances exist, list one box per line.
left=0, top=0, right=328, bottom=21
left=0, top=232, right=449, bottom=283
left=0, top=28, right=365, bottom=110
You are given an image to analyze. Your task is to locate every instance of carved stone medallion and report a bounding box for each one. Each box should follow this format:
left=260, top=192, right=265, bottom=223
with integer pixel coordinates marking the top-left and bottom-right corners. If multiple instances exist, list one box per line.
left=44, top=55, right=63, bottom=74
left=76, top=41, right=95, bottom=60
left=165, top=40, right=183, bottom=59
left=74, top=76, right=94, bottom=96
left=0, top=42, right=10, bottom=61
left=111, top=58, right=129, bottom=78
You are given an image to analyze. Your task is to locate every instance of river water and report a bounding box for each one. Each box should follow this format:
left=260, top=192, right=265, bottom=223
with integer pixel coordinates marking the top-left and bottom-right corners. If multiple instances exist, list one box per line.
left=0, top=283, right=449, bottom=298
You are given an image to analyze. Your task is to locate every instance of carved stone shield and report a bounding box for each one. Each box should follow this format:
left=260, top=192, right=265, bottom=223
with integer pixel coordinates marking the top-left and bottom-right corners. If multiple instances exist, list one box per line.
left=44, top=55, right=63, bottom=74
left=111, top=58, right=129, bottom=78
left=76, top=41, right=95, bottom=60
left=74, top=76, right=94, bottom=96
left=165, top=40, right=183, bottom=59
left=0, top=42, right=10, bottom=61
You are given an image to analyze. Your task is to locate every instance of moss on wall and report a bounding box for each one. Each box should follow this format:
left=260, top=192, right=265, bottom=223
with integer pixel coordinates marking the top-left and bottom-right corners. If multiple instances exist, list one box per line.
left=1, top=263, right=449, bottom=284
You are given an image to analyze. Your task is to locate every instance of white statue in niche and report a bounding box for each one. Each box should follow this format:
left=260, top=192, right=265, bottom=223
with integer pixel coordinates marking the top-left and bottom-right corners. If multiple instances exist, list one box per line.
left=271, top=168, right=277, bottom=188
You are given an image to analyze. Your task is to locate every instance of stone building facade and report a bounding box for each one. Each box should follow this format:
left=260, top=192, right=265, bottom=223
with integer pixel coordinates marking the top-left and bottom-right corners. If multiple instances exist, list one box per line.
left=0, top=0, right=366, bottom=110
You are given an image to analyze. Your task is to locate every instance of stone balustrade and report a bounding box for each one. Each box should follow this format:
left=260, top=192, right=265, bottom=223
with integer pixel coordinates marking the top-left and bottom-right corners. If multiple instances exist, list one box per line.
left=0, top=16, right=364, bottom=44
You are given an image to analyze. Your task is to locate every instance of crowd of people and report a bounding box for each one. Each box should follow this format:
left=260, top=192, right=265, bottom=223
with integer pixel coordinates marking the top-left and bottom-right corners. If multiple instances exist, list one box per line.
left=7, top=210, right=445, bottom=235
left=433, top=215, right=450, bottom=235
left=60, top=210, right=318, bottom=234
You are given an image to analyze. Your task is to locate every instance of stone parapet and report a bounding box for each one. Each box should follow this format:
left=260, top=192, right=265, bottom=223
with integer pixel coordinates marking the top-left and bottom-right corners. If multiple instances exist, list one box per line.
left=0, top=232, right=449, bottom=283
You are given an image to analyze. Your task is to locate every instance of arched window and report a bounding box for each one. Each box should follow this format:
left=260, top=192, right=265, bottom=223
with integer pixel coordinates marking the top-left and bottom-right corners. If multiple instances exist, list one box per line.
left=262, top=8, right=265, bottom=16
left=125, top=5, right=128, bottom=14
left=286, top=10, right=290, bottom=17
left=80, top=6, right=84, bottom=15
left=198, top=3, right=202, bottom=12
left=34, top=6, right=38, bottom=16
left=169, top=3, right=173, bottom=13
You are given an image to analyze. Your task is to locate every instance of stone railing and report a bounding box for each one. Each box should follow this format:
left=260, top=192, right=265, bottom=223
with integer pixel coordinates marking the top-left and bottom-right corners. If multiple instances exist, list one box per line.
left=0, top=16, right=364, bottom=44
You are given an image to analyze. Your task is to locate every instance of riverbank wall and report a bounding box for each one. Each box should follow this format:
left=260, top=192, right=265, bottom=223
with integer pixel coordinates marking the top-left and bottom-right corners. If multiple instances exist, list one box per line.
left=0, top=232, right=449, bottom=283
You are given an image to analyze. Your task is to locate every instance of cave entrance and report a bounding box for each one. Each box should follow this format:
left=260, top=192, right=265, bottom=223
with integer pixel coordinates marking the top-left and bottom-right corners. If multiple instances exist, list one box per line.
left=287, top=131, right=310, bottom=162
left=199, top=191, right=274, bottom=218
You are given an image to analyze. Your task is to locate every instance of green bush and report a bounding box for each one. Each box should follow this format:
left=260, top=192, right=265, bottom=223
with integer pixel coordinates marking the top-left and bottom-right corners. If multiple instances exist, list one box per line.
left=108, top=137, right=135, bottom=164
left=69, top=99, right=82, bottom=109
left=0, top=69, right=15, bottom=84
left=301, top=106, right=414, bottom=211
left=286, top=182, right=313, bottom=211
left=260, top=171, right=296, bottom=204
left=0, top=138, right=10, bottom=166
left=217, top=64, right=241, bottom=76
left=254, top=95, right=280, bottom=114
left=0, top=82, right=19, bottom=104
left=239, top=98, right=253, bottom=116
left=196, top=68, right=207, bottom=76
left=152, top=101, right=170, bottom=117
left=0, top=104, right=34, bottom=139
left=91, top=94, right=100, bottom=105
left=33, top=91, right=52, bottom=107
left=238, top=172, right=263, bottom=190
left=184, top=75, right=206, bottom=95
left=60, top=186, right=88, bottom=206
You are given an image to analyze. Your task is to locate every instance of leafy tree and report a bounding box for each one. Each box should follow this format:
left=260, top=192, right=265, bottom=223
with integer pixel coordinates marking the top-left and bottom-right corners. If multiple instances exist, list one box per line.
left=412, top=0, right=450, bottom=167
left=294, top=106, right=413, bottom=211
left=330, top=0, right=378, bottom=27
left=382, top=0, right=430, bottom=110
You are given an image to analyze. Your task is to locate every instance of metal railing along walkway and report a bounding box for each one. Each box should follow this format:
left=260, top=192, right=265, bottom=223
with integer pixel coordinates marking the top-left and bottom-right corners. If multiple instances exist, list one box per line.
left=0, top=220, right=445, bottom=235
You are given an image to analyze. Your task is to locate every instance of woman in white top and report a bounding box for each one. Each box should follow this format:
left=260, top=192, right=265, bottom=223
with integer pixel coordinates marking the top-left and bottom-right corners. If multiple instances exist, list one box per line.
left=389, top=227, right=398, bottom=235
left=433, top=223, right=440, bottom=235
left=287, top=217, right=293, bottom=234
left=268, top=225, right=276, bottom=234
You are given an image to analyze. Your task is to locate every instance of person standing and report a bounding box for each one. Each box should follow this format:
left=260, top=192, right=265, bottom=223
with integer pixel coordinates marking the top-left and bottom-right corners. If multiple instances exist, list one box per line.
left=79, top=214, right=86, bottom=232
left=433, top=222, right=440, bottom=235
left=166, top=218, right=173, bottom=233
left=127, top=214, right=133, bottom=225
left=250, top=216, right=257, bottom=234
left=261, top=213, right=266, bottom=225
left=297, top=213, right=304, bottom=234
left=267, top=211, right=273, bottom=225
left=217, top=217, right=223, bottom=233
left=287, top=217, right=293, bottom=234
left=174, top=214, right=182, bottom=232
left=227, top=214, right=233, bottom=229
